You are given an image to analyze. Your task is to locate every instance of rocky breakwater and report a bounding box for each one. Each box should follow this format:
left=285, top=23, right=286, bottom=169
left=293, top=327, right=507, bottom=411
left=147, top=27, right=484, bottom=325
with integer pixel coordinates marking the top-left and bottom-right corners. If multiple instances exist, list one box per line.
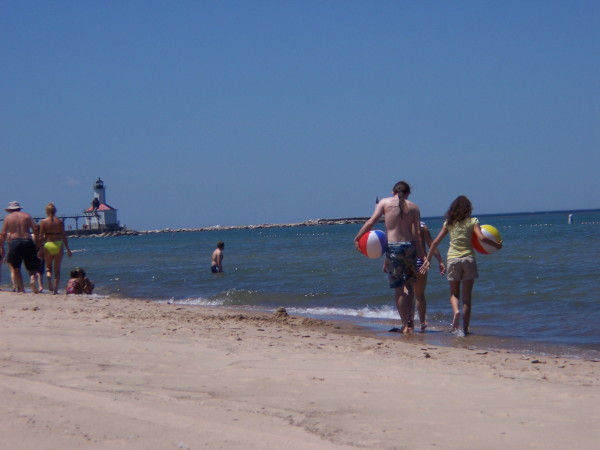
left=69, top=218, right=369, bottom=238
left=138, top=218, right=368, bottom=234
left=69, top=228, right=141, bottom=238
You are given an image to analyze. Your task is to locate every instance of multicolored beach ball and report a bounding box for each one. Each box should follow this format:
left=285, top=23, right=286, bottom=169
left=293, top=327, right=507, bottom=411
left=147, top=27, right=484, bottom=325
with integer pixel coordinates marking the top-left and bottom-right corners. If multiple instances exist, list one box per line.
left=358, top=230, right=388, bottom=259
left=472, top=224, right=502, bottom=254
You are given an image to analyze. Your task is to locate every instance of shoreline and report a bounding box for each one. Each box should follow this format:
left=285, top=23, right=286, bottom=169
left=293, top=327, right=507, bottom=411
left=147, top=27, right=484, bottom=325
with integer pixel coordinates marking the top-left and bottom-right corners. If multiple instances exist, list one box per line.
left=4, top=284, right=598, bottom=361
left=1, top=291, right=599, bottom=448
left=347, top=315, right=600, bottom=361
left=150, top=298, right=600, bottom=362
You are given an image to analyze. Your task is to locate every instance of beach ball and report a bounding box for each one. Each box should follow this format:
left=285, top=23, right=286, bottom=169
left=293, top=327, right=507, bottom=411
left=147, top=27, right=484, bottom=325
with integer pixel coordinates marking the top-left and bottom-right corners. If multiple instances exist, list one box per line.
left=472, top=224, right=501, bottom=254
left=358, top=230, right=388, bottom=258
left=44, top=241, right=60, bottom=256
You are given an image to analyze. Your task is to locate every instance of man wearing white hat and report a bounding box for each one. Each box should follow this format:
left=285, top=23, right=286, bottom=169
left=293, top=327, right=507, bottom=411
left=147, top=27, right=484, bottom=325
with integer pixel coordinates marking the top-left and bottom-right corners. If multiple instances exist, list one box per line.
left=0, top=201, right=40, bottom=293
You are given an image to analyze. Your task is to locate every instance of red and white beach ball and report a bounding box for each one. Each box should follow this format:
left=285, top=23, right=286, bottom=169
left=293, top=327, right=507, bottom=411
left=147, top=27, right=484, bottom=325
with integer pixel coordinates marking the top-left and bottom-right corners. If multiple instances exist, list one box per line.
left=358, top=230, right=388, bottom=259
left=472, top=224, right=502, bottom=254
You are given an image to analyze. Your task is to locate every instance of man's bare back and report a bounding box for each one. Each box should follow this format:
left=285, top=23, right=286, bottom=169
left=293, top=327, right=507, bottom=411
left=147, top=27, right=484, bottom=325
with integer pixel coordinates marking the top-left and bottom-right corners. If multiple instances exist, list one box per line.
left=1, top=211, right=38, bottom=243
left=0, top=202, right=40, bottom=293
left=380, top=196, right=420, bottom=243
left=210, top=241, right=225, bottom=273
left=354, top=195, right=424, bottom=256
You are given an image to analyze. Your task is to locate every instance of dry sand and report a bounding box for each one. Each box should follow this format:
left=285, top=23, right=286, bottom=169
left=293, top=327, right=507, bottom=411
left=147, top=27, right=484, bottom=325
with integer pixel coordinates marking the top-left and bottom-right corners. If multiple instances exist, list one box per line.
left=1, top=291, right=598, bottom=449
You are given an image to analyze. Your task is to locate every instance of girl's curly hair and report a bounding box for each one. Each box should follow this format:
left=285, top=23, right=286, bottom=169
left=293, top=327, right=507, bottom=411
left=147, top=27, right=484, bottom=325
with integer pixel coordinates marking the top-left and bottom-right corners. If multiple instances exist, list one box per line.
left=445, top=196, right=472, bottom=227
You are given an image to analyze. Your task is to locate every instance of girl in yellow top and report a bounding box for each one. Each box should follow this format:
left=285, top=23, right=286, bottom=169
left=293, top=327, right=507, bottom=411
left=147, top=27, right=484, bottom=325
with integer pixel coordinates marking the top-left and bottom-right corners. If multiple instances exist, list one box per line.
left=422, top=196, right=502, bottom=335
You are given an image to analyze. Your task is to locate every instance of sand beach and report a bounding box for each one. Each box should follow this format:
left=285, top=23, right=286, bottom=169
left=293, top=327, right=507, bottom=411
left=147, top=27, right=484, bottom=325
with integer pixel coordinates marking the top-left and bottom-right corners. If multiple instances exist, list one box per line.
left=1, top=290, right=598, bottom=449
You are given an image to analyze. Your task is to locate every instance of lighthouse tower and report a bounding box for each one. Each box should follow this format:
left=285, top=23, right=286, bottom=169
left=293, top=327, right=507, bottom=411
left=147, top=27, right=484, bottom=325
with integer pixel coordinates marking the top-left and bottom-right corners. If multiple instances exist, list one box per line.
left=84, top=177, right=120, bottom=231
left=93, top=177, right=107, bottom=204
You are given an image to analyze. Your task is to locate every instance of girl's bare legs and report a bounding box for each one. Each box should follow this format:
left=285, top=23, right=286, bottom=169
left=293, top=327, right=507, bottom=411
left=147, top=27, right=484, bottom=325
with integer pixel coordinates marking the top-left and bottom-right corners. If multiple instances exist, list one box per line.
left=37, top=272, right=44, bottom=292
left=414, top=273, right=428, bottom=330
left=395, top=282, right=415, bottom=333
left=44, top=251, right=53, bottom=292
left=45, top=252, right=64, bottom=294
left=52, top=252, right=64, bottom=294
left=10, top=266, right=24, bottom=292
left=461, top=279, right=475, bottom=335
left=449, top=281, right=461, bottom=330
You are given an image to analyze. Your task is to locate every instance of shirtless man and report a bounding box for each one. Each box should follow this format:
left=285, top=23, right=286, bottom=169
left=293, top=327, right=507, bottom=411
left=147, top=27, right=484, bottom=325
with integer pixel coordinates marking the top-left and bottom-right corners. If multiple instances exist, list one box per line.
left=210, top=241, right=225, bottom=273
left=0, top=201, right=40, bottom=293
left=354, top=181, right=427, bottom=333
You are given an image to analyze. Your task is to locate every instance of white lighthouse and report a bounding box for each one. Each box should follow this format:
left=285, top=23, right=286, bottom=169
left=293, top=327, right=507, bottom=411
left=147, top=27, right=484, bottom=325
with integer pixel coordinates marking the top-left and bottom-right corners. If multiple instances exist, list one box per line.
left=93, top=177, right=107, bottom=204
left=84, top=177, right=120, bottom=231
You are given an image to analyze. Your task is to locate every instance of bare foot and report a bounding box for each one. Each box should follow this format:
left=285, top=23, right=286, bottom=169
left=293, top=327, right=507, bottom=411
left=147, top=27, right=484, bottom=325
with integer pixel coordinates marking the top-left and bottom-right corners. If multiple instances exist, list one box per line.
left=451, top=311, right=460, bottom=330
left=420, top=322, right=428, bottom=332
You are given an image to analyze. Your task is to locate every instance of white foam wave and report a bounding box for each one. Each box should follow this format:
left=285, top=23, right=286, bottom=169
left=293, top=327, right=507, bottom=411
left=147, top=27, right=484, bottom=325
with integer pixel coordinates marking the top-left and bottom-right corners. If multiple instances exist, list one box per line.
left=287, top=305, right=397, bottom=319
left=158, top=297, right=226, bottom=306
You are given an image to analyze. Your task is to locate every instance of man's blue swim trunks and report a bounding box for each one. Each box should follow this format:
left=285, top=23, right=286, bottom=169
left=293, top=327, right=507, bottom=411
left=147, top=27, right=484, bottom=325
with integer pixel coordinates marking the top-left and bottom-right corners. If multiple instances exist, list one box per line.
left=385, top=241, right=417, bottom=289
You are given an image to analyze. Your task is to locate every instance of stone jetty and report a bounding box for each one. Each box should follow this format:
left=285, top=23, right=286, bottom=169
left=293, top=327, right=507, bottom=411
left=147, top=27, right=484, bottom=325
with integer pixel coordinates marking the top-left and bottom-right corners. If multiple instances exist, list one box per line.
left=69, top=218, right=370, bottom=238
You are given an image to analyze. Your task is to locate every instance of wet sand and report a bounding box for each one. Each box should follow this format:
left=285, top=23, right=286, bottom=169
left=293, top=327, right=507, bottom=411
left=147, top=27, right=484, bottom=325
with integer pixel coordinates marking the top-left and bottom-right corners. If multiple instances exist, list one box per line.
left=1, top=291, right=598, bottom=449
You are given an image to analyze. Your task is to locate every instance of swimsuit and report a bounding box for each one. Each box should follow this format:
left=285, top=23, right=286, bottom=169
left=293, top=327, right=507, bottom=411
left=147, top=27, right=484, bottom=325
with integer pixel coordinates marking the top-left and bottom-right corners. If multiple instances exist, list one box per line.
left=211, top=265, right=221, bottom=273
left=416, top=222, right=426, bottom=269
left=44, top=240, right=62, bottom=256
left=7, top=238, right=39, bottom=271
left=385, top=241, right=417, bottom=288
left=66, top=278, right=83, bottom=294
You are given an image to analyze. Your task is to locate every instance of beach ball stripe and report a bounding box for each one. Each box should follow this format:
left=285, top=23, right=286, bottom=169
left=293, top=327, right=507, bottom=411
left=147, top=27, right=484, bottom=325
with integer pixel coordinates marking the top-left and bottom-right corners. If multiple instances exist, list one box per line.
left=359, top=230, right=388, bottom=259
left=472, top=224, right=501, bottom=254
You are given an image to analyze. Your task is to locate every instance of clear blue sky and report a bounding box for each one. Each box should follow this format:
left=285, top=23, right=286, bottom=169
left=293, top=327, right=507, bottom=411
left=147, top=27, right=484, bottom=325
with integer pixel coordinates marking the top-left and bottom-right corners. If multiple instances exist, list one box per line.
left=2, top=1, right=598, bottom=230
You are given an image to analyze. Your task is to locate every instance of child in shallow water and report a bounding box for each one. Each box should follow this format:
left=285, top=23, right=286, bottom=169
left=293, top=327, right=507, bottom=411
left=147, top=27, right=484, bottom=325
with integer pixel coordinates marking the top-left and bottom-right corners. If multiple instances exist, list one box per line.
left=422, top=196, right=502, bottom=336
left=66, top=267, right=94, bottom=295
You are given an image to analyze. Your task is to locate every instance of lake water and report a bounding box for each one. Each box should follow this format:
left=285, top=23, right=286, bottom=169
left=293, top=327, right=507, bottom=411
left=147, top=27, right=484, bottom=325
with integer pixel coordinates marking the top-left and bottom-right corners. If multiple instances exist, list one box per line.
left=2, top=210, right=599, bottom=359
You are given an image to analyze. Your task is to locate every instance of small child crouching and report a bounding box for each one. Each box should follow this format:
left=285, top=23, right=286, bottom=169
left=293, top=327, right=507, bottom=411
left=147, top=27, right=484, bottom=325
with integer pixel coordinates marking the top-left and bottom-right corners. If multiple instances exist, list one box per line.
left=66, top=267, right=94, bottom=295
